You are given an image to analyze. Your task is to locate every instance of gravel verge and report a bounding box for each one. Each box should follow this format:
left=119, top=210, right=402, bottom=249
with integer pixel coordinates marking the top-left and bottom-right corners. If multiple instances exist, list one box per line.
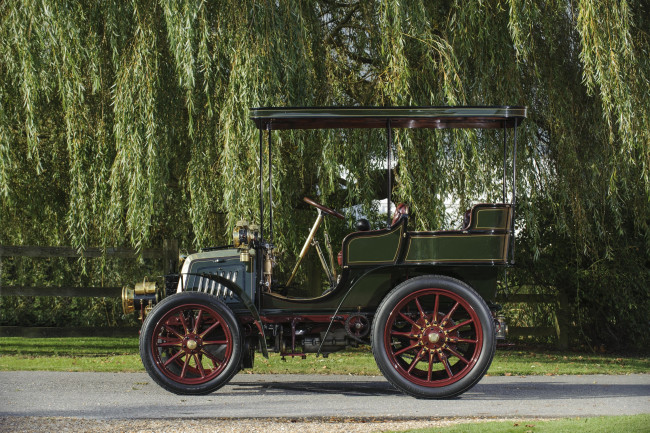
left=0, top=416, right=515, bottom=433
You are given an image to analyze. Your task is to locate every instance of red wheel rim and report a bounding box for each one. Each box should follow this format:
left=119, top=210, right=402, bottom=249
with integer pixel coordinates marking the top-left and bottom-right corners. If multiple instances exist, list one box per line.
left=150, top=303, right=234, bottom=385
left=383, top=288, right=484, bottom=387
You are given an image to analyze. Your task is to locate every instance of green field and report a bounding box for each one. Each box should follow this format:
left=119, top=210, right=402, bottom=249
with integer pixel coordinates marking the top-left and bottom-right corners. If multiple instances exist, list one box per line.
left=389, top=414, right=650, bottom=433
left=0, top=337, right=648, bottom=376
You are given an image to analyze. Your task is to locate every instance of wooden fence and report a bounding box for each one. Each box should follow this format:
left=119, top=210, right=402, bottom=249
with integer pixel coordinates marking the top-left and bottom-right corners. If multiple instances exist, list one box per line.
left=0, top=241, right=178, bottom=337
left=1, top=242, right=570, bottom=348
left=496, top=292, right=570, bottom=349
left=0, top=241, right=178, bottom=296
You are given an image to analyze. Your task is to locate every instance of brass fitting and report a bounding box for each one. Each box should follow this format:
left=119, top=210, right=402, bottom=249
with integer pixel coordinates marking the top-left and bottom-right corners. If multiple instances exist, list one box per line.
left=121, top=280, right=160, bottom=320
left=233, top=221, right=259, bottom=263
left=121, top=286, right=135, bottom=315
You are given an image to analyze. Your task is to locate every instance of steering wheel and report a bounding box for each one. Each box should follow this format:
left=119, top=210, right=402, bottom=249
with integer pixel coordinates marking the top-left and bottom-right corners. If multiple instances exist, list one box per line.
left=391, top=203, right=409, bottom=226
left=303, top=197, right=344, bottom=219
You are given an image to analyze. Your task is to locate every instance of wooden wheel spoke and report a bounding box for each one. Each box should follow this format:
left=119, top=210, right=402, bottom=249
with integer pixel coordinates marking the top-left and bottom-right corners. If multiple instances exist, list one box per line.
left=180, top=354, right=190, bottom=378
left=157, top=341, right=183, bottom=347
left=427, top=351, right=435, bottom=382
left=398, top=312, right=419, bottom=328
left=158, top=335, right=182, bottom=344
left=161, top=324, right=184, bottom=340
left=433, top=294, right=440, bottom=323
left=440, top=354, right=453, bottom=378
left=178, top=312, right=191, bottom=334
left=199, top=320, right=222, bottom=338
left=394, top=341, right=420, bottom=357
left=407, top=348, right=426, bottom=373
left=445, top=346, right=470, bottom=364
left=193, top=310, right=203, bottom=334
left=441, top=302, right=460, bottom=325
left=390, top=330, right=417, bottom=338
left=202, top=340, right=228, bottom=346
left=193, top=354, right=206, bottom=378
left=414, top=298, right=426, bottom=320
left=445, top=318, right=474, bottom=333
left=450, top=337, right=478, bottom=344
left=163, top=349, right=184, bottom=367
left=200, top=348, right=221, bottom=367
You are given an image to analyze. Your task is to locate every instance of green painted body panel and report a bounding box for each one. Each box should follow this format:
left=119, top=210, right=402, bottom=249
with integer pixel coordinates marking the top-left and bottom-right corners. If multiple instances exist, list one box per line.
left=403, top=204, right=512, bottom=264
left=260, top=265, right=499, bottom=315
left=260, top=270, right=394, bottom=314
left=345, top=224, right=404, bottom=265
left=405, top=234, right=508, bottom=263
left=474, top=208, right=510, bottom=229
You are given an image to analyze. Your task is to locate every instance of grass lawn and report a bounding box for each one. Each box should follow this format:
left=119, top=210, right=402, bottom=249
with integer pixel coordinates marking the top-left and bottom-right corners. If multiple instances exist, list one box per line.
left=0, top=337, right=648, bottom=375
left=388, top=414, right=650, bottom=433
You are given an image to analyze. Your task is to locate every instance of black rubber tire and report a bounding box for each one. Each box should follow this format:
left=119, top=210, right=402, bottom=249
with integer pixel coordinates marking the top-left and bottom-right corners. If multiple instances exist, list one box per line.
left=371, top=275, right=495, bottom=399
left=140, top=291, right=242, bottom=395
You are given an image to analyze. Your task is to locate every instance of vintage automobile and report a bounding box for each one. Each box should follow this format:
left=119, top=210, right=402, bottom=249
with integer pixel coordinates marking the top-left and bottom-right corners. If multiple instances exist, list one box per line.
left=123, top=106, right=526, bottom=398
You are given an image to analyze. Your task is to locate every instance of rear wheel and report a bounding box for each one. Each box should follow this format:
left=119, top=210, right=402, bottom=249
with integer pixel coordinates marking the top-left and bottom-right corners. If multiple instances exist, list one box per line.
left=371, top=275, right=495, bottom=398
left=140, top=291, right=242, bottom=395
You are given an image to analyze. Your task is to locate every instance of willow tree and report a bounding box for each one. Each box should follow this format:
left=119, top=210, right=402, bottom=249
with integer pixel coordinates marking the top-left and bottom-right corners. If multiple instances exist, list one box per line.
left=0, top=0, right=648, bottom=348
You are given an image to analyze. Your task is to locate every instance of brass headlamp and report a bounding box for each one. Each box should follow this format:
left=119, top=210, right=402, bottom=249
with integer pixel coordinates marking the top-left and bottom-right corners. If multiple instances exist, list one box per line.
left=233, top=220, right=259, bottom=262
left=122, top=280, right=163, bottom=320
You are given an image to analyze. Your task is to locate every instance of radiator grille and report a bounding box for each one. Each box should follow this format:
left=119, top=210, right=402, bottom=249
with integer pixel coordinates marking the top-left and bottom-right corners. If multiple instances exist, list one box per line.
left=195, top=271, right=237, bottom=300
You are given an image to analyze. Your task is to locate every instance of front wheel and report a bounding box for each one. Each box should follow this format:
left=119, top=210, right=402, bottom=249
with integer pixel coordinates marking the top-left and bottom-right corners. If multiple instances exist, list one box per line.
left=371, top=275, right=495, bottom=398
left=140, top=291, right=242, bottom=395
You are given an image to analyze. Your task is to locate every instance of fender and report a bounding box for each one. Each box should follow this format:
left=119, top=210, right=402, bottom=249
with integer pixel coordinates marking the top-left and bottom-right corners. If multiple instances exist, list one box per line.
left=184, top=272, right=269, bottom=358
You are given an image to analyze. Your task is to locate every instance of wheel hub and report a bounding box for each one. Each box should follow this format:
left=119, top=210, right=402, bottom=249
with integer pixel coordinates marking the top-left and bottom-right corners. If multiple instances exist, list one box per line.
left=414, top=315, right=452, bottom=350
left=183, top=334, right=202, bottom=353
left=420, top=326, right=444, bottom=350
left=427, top=331, right=441, bottom=344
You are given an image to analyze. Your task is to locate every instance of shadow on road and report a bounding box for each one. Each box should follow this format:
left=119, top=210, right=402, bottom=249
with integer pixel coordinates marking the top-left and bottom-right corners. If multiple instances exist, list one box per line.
left=231, top=380, right=401, bottom=396
left=228, top=377, right=650, bottom=400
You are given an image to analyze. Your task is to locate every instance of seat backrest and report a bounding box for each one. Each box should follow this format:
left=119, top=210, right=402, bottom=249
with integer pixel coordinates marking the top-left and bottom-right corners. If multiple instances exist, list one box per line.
left=341, top=217, right=406, bottom=267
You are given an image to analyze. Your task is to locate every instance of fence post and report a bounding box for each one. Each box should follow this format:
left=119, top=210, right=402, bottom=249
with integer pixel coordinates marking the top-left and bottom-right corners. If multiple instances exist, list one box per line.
left=162, top=239, right=179, bottom=275
left=554, top=291, right=570, bottom=349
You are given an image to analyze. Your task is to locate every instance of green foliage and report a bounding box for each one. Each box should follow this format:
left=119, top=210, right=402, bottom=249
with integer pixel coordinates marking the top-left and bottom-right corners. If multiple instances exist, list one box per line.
left=514, top=200, right=650, bottom=352
left=390, top=415, right=650, bottom=433
left=0, top=1, right=648, bottom=349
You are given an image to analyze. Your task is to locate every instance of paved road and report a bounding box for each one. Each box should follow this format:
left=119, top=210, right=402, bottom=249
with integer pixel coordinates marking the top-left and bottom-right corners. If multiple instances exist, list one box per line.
left=1, top=372, right=649, bottom=420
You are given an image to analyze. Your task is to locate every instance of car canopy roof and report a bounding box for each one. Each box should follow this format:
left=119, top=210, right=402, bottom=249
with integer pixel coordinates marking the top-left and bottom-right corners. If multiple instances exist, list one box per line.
left=250, top=106, right=527, bottom=130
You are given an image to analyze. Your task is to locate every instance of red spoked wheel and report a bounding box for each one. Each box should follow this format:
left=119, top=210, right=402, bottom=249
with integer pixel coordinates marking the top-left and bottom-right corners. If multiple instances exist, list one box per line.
left=385, top=288, right=482, bottom=387
left=140, top=292, right=242, bottom=395
left=372, top=275, right=495, bottom=398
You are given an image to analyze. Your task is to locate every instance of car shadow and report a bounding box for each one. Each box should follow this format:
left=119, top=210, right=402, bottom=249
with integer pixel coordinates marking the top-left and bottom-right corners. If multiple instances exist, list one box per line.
left=230, top=379, right=401, bottom=396
left=227, top=377, right=650, bottom=400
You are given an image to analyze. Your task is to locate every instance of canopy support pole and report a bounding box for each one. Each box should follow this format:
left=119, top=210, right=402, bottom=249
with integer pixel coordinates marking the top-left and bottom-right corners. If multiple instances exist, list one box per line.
left=258, top=127, right=265, bottom=295
left=259, top=127, right=264, bottom=243
left=503, top=123, right=507, bottom=203
left=510, top=119, right=519, bottom=264
left=386, top=119, right=392, bottom=224
left=268, top=124, right=273, bottom=244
